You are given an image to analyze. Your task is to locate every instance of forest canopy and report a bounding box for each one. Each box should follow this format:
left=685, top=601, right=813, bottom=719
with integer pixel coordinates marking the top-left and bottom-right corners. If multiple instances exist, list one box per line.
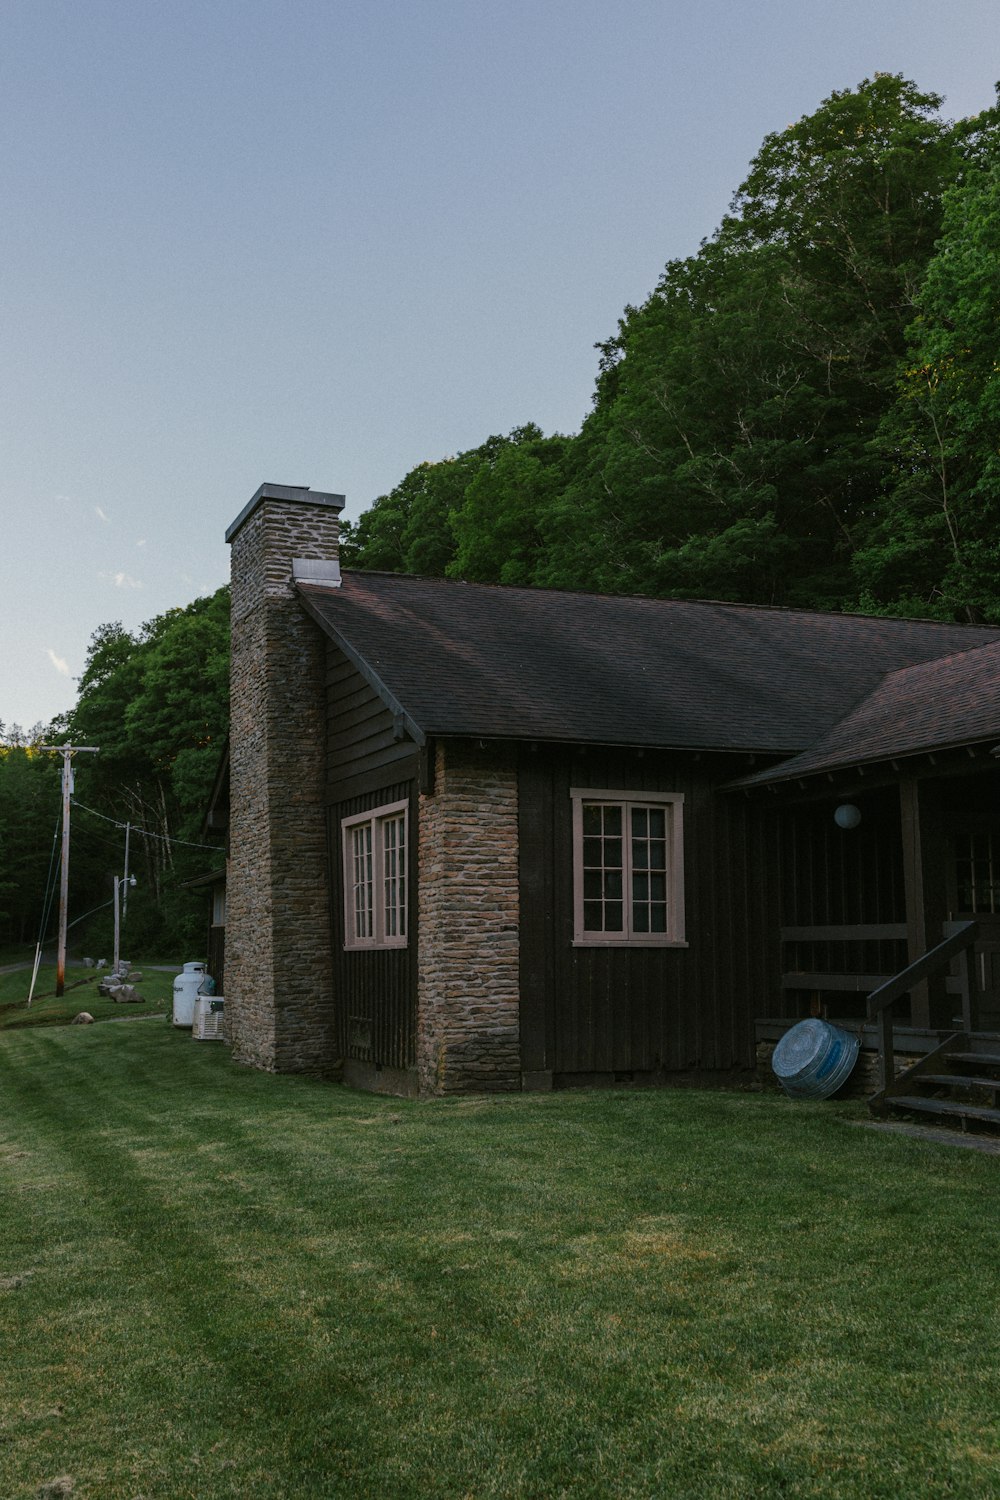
left=344, top=74, right=1000, bottom=622
left=0, top=588, right=229, bottom=955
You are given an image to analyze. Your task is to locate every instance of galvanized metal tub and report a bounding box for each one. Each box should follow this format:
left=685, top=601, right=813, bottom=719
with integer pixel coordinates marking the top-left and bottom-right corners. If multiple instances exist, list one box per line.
left=771, top=1018, right=859, bottom=1100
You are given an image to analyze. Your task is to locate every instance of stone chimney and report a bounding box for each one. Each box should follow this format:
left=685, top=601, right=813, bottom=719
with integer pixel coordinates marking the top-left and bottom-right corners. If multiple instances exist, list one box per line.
left=225, top=483, right=345, bottom=1073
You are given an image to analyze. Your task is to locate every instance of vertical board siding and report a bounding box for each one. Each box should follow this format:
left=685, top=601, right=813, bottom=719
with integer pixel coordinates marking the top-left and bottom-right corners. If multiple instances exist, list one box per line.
left=328, top=780, right=417, bottom=1071
left=777, top=787, right=907, bottom=1005
left=325, top=641, right=418, bottom=1075
left=519, top=749, right=785, bottom=1080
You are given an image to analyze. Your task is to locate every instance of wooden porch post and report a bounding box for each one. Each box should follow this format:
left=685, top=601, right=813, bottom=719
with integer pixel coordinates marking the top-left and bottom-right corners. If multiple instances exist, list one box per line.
left=899, top=776, right=930, bottom=1027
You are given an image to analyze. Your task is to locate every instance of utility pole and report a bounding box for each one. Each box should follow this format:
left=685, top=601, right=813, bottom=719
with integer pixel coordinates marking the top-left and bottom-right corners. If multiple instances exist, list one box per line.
left=122, top=822, right=131, bottom=922
left=113, top=873, right=137, bottom=975
left=41, top=744, right=99, bottom=996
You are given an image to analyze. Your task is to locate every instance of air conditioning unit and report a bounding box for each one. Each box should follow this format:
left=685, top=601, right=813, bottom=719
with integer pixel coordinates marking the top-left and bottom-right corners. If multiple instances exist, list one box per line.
left=192, top=994, right=225, bottom=1041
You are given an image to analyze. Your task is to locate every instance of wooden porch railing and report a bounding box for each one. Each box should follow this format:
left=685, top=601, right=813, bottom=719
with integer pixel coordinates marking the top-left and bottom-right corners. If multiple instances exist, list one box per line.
left=866, top=920, right=979, bottom=1096
left=781, top=924, right=907, bottom=1003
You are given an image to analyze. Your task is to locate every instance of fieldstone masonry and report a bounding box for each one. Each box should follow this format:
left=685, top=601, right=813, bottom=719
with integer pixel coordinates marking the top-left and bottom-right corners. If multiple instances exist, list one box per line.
left=417, top=742, right=522, bottom=1094
left=226, top=483, right=526, bottom=1095
left=226, top=485, right=344, bottom=1074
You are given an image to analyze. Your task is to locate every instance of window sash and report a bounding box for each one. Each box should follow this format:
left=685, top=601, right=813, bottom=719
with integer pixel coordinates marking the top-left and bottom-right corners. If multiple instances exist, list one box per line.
left=572, top=789, right=685, bottom=946
left=342, top=800, right=408, bottom=949
left=954, top=831, right=1000, bottom=914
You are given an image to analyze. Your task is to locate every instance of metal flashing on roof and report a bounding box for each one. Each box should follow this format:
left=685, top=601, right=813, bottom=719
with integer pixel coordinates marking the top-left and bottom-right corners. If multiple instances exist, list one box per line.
left=293, top=557, right=341, bottom=588
left=225, top=483, right=346, bottom=544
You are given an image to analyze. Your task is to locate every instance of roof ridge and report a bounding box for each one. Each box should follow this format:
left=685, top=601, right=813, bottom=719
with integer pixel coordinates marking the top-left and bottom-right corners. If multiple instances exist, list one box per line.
left=340, top=570, right=1000, bottom=631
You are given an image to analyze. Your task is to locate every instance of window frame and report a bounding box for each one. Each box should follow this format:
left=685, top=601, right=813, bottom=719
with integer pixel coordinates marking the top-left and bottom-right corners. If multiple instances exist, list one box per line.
left=570, top=788, right=686, bottom=948
left=341, top=798, right=409, bottom=951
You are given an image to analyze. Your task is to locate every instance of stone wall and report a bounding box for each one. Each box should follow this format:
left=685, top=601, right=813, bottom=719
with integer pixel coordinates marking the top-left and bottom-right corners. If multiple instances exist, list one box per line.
left=417, top=742, right=522, bottom=1094
left=226, top=486, right=343, bottom=1074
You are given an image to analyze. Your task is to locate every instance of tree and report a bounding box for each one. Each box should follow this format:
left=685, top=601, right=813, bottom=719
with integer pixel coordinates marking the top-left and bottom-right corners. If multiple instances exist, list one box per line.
left=64, top=587, right=230, bottom=951
left=447, top=427, right=569, bottom=585
left=0, top=736, right=62, bottom=949
left=344, top=428, right=565, bottom=579
left=853, top=150, right=1000, bottom=618
left=550, top=76, right=966, bottom=607
left=344, top=75, right=998, bottom=620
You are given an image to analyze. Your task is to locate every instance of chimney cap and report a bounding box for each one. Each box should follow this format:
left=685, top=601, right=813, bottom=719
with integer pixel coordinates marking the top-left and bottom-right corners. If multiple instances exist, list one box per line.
left=225, top=483, right=346, bottom=544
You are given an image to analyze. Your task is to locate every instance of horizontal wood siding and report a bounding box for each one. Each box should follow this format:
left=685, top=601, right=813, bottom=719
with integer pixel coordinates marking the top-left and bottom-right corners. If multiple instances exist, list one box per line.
left=325, top=642, right=418, bottom=1076
left=519, top=748, right=784, bottom=1080
left=325, top=643, right=415, bottom=791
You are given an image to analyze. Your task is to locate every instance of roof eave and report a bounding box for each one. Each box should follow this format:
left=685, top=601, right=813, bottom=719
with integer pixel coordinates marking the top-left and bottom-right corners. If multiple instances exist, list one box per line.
left=296, top=585, right=427, bottom=747
left=731, top=735, right=1000, bottom=792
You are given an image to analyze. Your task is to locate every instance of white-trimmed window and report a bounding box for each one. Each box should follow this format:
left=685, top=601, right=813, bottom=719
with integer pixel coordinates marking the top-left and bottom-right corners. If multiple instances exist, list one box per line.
left=342, top=800, right=408, bottom=949
left=571, top=789, right=685, bottom=946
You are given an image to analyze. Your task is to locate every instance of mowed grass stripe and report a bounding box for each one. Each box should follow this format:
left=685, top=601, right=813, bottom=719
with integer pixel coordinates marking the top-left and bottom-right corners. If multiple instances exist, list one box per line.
left=1, top=1023, right=999, bottom=1498
left=0, top=1030, right=397, bottom=1495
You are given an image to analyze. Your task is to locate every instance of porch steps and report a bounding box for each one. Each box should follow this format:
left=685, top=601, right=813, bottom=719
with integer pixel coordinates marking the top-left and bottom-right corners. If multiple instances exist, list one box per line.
left=880, top=1037, right=1000, bottom=1134
left=885, top=1096, right=1000, bottom=1130
left=911, top=1073, right=1000, bottom=1093
left=940, top=1051, right=1000, bottom=1069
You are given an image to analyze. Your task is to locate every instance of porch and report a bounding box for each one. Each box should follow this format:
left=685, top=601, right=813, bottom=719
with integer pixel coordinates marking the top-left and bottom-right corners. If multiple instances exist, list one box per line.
left=748, top=743, right=1000, bottom=1130
left=756, top=919, right=1000, bottom=1132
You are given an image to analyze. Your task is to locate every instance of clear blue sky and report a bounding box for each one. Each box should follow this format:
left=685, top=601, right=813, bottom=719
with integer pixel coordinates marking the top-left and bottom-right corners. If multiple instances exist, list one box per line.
left=2, top=0, right=997, bottom=732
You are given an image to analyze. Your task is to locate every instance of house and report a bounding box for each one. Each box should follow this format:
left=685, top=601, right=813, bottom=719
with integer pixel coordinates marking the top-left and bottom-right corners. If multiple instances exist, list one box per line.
left=222, top=482, right=1000, bottom=1104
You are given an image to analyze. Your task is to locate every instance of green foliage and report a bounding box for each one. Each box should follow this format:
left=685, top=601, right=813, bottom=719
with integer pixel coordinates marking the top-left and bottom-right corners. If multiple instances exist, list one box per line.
left=447, top=425, right=569, bottom=584
left=61, top=586, right=230, bottom=952
left=69, top=589, right=229, bottom=830
left=342, top=428, right=563, bottom=579
left=0, top=740, right=61, bottom=947
left=344, top=75, right=999, bottom=623
left=853, top=144, right=1000, bottom=619
left=562, top=75, right=964, bottom=606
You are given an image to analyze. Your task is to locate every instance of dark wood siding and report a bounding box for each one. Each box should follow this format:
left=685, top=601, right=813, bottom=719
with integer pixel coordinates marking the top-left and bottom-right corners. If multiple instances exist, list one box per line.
left=518, top=747, right=784, bottom=1081
left=208, top=922, right=225, bottom=993
left=777, top=786, right=907, bottom=1016
left=325, top=642, right=416, bottom=798
left=328, top=779, right=417, bottom=1071
left=779, top=787, right=903, bottom=930
left=324, top=641, right=419, bottom=1076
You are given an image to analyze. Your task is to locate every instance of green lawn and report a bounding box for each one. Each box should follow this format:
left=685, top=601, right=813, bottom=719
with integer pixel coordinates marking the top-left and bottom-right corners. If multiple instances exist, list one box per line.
left=1, top=1025, right=999, bottom=1499
left=0, top=962, right=177, bottom=1028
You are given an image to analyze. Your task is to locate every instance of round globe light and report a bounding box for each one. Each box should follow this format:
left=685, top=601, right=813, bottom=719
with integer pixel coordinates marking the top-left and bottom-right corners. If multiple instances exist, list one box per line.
left=834, top=803, right=862, bottom=830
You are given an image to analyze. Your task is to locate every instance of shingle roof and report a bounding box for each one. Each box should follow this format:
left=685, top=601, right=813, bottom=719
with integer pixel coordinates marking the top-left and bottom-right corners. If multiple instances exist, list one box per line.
left=735, top=639, right=1000, bottom=786
left=296, top=572, right=1000, bottom=755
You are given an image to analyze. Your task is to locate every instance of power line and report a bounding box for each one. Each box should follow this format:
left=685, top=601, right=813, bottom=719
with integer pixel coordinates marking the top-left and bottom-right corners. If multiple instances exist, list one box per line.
left=70, top=799, right=222, bottom=852
left=28, top=810, right=63, bottom=1006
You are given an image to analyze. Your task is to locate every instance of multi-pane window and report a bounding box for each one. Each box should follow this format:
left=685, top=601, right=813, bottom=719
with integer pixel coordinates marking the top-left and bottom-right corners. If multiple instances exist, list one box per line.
left=954, top=832, right=1000, bottom=914
left=571, top=789, right=685, bottom=946
left=342, top=800, right=408, bottom=949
